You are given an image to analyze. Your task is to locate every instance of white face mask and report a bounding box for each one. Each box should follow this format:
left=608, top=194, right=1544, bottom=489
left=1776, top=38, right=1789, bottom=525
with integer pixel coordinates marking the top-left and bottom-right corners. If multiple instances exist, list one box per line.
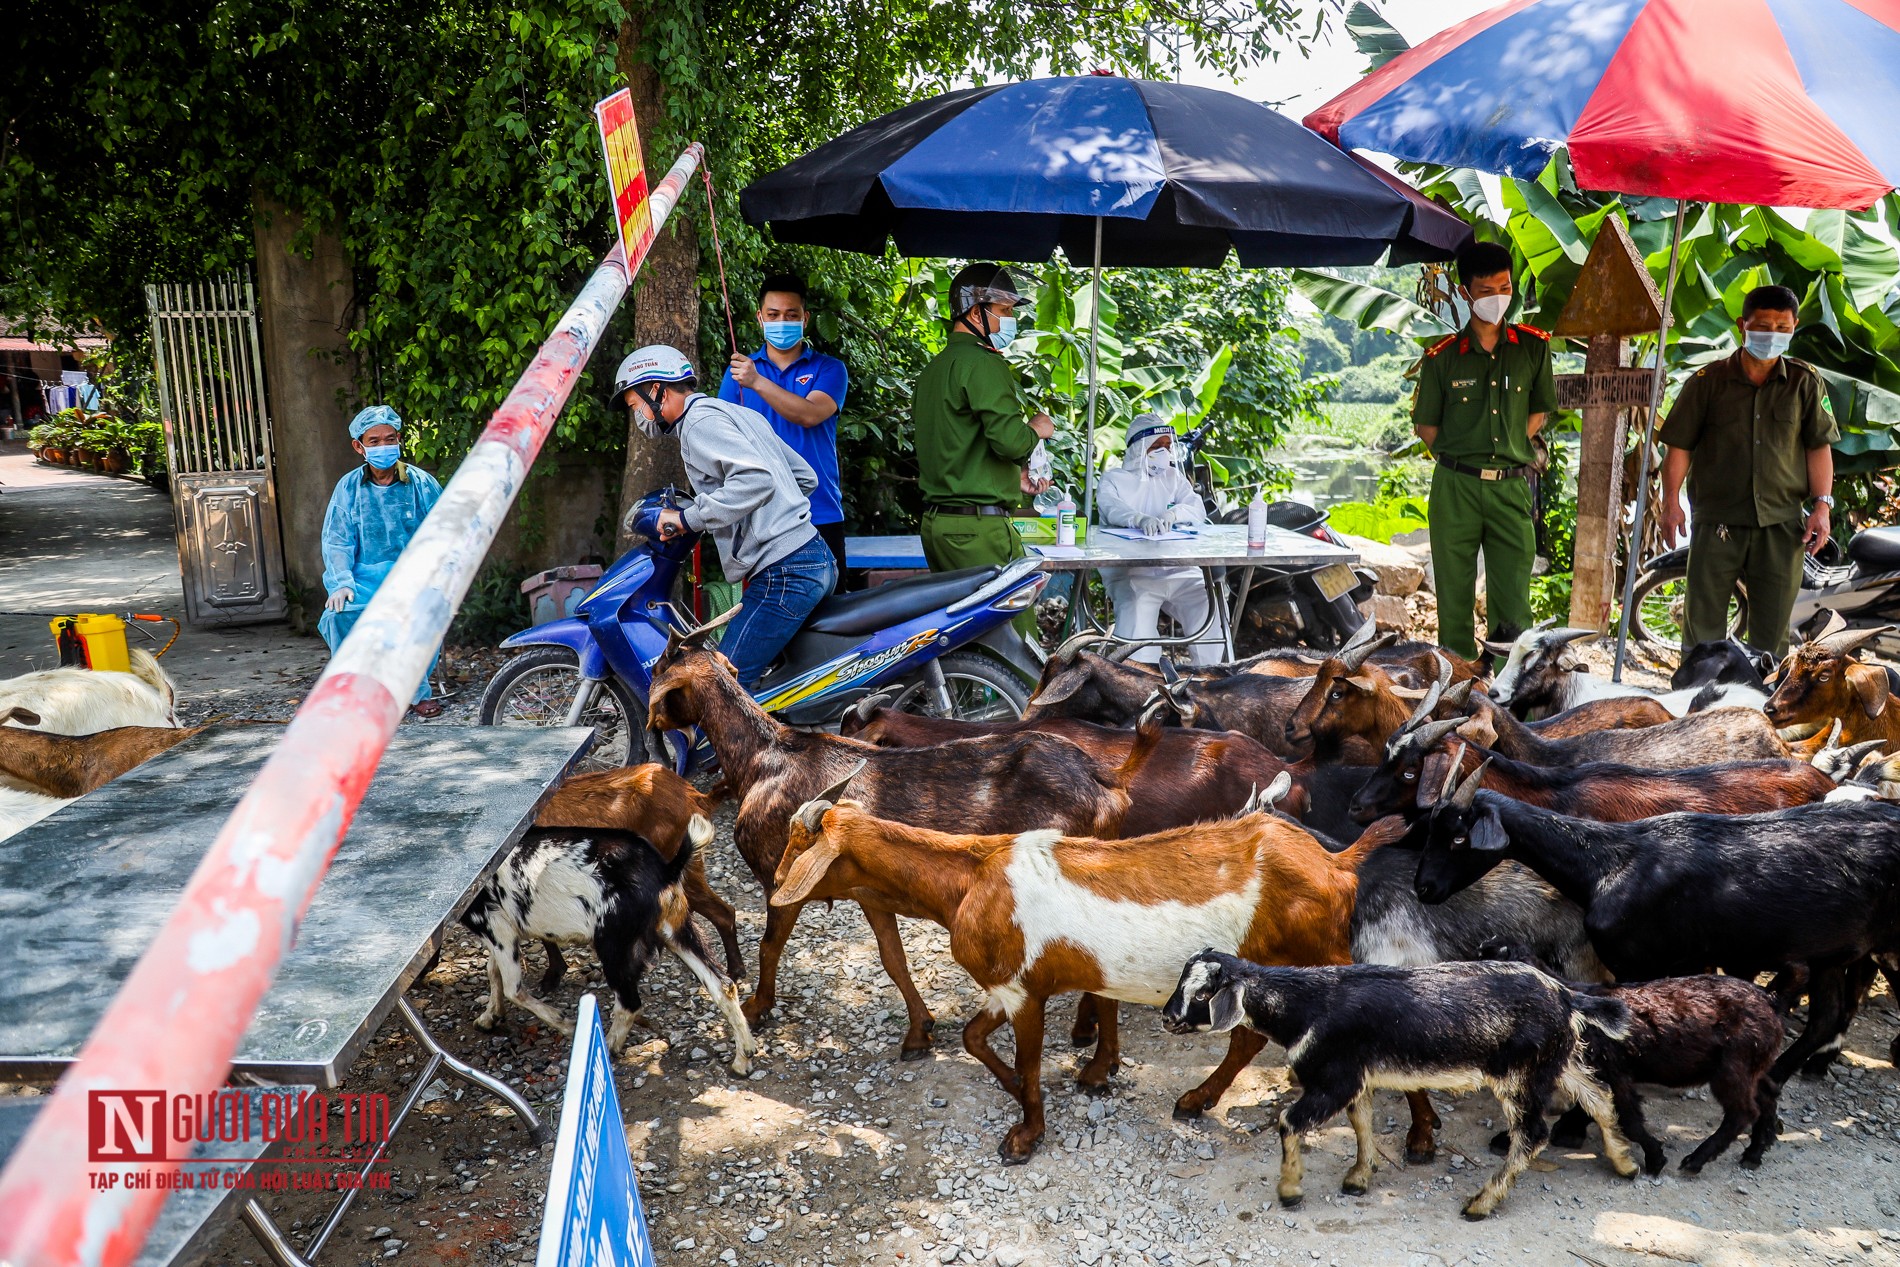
left=1470, top=292, right=1511, bottom=325
left=1142, top=444, right=1175, bottom=476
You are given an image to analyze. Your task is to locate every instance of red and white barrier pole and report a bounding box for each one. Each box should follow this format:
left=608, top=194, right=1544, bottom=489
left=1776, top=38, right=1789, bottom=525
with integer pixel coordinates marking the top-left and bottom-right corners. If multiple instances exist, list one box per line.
left=0, top=142, right=704, bottom=1267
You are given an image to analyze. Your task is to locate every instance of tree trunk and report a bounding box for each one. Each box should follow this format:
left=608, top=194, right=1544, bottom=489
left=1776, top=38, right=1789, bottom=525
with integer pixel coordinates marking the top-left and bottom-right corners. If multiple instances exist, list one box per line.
left=612, top=13, right=698, bottom=550
left=1568, top=334, right=1629, bottom=632
left=252, top=193, right=362, bottom=628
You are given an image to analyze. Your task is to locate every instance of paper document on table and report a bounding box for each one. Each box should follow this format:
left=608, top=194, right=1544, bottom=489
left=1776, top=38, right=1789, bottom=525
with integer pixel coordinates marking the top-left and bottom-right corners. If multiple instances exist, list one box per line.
left=1098, top=526, right=1197, bottom=542
left=1032, top=545, right=1086, bottom=559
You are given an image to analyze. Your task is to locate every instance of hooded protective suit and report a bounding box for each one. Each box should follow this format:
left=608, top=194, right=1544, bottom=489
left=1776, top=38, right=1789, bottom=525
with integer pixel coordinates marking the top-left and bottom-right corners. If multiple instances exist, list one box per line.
left=1096, top=421, right=1224, bottom=664
left=319, top=459, right=444, bottom=703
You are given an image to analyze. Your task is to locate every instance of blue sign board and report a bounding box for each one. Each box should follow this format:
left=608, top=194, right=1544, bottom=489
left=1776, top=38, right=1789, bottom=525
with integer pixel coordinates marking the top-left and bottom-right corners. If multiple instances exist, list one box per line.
left=536, top=995, right=655, bottom=1267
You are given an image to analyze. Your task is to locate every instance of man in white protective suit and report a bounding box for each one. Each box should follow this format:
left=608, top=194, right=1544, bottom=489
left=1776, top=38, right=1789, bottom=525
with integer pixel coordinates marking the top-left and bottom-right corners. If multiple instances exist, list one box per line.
left=1095, top=412, right=1226, bottom=665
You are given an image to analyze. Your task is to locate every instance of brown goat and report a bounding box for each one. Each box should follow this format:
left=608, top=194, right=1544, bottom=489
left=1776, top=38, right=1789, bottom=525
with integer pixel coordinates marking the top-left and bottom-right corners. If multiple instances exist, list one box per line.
left=769, top=797, right=1404, bottom=1162
left=838, top=704, right=1307, bottom=833
left=1372, top=720, right=1834, bottom=821
left=646, top=639, right=1154, bottom=1062
left=1764, top=626, right=1900, bottom=748
left=1462, top=692, right=1787, bottom=768
left=0, top=708, right=206, bottom=796
left=535, top=764, right=744, bottom=981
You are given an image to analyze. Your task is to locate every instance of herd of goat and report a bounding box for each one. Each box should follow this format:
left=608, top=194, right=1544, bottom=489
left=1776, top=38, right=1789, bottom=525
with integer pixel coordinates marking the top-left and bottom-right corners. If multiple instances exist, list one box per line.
left=6, top=616, right=1900, bottom=1221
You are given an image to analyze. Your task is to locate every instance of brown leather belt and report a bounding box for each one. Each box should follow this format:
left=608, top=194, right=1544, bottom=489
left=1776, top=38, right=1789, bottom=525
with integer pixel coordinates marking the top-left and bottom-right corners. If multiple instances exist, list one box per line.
left=927, top=504, right=1014, bottom=517
left=1438, top=455, right=1532, bottom=481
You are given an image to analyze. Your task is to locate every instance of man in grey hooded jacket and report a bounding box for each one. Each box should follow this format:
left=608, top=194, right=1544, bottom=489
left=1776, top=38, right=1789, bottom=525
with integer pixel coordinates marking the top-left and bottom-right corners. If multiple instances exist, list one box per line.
left=609, top=344, right=836, bottom=687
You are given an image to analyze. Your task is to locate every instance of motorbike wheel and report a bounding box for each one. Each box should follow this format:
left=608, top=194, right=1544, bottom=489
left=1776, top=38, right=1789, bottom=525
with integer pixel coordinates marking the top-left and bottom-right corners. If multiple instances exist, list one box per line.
left=478, top=646, right=643, bottom=772
left=884, top=651, right=1030, bottom=722
left=1628, top=567, right=1748, bottom=659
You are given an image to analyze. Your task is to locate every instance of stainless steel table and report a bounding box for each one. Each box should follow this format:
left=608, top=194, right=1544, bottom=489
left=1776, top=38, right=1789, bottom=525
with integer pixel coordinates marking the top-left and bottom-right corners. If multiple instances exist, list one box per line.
left=0, top=724, right=592, bottom=1267
left=1029, top=523, right=1359, bottom=658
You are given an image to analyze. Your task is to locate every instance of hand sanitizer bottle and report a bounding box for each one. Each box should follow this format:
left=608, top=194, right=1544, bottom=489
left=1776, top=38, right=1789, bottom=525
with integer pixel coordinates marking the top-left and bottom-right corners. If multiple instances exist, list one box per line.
left=1247, top=491, right=1267, bottom=551
left=1056, top=493, right=1077, bottom=548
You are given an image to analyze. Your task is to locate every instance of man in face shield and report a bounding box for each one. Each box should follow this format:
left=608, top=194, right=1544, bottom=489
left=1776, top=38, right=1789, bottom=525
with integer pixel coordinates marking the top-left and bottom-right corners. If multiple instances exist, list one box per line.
left=910, top=263, right=1055, bottom=633
left=1095, top=412, right=1223, bottom=664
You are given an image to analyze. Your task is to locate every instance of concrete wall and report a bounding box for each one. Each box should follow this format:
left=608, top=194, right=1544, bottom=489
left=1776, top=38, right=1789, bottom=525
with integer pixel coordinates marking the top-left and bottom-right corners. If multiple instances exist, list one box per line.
left=252, top=195, right=361, bottom=624
left=486, top=452, right=619, bottom=573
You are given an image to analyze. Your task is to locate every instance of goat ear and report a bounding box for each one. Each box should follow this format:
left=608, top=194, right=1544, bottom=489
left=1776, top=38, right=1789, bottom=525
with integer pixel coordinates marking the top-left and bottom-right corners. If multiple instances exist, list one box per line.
left=1556, top=652, right=1584, bottom=672
left=0, top=706, right=42, bottom=727
left=1480, top=639, right=1514, bottom=658
left=1206, top=984, right=1248, bottom=1034
left=1030, top=668, right=1087, bottom=708
left=1159, top=657, right=1181, bottom=684
left=1850, top=664, right=1891, bottom=719
left=1342, top=675, right=1378, bottom=694
left=1468, top=804, right=1510, bottom=853
left=770, top=834, right=844, bottom=907
left=1455, top=712, right=1498, bottom=748
left=1265, top=770, right=1293, bottom=808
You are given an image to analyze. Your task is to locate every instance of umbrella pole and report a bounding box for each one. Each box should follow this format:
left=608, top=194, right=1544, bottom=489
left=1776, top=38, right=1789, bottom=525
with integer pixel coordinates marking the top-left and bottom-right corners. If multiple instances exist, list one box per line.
left=1083, top=216, right=1103, bottom=529
left=1612, top=200, right=1688, bottom=681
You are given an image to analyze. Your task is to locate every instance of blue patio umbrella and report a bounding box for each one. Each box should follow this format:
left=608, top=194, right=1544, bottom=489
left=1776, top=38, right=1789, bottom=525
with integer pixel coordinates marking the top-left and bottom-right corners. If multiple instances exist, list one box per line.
left=743, top=75, right=1470, bottom=520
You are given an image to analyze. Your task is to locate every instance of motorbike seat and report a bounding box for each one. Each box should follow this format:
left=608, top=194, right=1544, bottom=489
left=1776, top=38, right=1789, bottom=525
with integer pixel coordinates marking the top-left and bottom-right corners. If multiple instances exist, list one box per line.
left=805, top=565, right=1001, bottom=637
left=1848, top=526, right=1900, bottom=571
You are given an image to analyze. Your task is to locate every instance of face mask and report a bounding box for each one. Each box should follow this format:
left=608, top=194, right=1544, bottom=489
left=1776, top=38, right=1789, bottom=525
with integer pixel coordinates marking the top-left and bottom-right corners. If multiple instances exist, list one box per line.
left=363, top=444, right=400, bottom=470
left=1744, top=328, right=1794, bottom=361
left=762, top=320, right=804, bottom=351
left=1469, top=293, right=1511, bottom=325
left=629, top=388, right=674, bottom=440
left=1142, top=445, right=1174, bottom=476
left=989, top=315, right=1018, bottom=352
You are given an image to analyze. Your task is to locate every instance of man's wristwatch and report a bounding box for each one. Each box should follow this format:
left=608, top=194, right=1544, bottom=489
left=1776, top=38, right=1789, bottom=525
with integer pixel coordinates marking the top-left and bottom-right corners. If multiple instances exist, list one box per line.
left=1811, top=494, right=1836, bottom=510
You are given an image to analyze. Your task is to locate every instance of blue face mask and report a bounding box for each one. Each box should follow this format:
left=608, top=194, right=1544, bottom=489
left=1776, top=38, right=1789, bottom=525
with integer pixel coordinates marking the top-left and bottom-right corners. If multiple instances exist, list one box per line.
left=363, top=444, right=401, bottom=470
left=761, top=320, right=804, bottom=351
left=989, top=315, right=1019, bottom=352
left=1744, top=328, right=1794, bottom=361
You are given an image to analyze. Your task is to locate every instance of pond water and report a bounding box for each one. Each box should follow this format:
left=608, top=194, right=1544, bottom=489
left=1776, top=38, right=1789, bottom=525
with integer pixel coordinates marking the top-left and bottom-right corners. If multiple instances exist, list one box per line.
left=1269, top=433, right=1412, bottom=509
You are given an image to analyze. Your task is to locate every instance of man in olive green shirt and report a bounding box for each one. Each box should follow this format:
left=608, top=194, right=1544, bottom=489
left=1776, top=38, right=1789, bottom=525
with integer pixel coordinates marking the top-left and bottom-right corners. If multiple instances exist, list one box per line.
left=1413, top=241, right=1558, bottom=660
left=912, top=264, right=1054, bottom=632
left=1657, top=284, right=1838, bottom=656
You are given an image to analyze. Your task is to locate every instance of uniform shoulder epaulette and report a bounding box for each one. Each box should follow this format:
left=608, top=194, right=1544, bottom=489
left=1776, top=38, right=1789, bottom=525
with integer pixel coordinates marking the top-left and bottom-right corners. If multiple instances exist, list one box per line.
left=1512, top=323, right=1550, bottom=340
left=1784, top=356, right=1818, bottom=377
left=1425, top=334, right=1458, bottom=357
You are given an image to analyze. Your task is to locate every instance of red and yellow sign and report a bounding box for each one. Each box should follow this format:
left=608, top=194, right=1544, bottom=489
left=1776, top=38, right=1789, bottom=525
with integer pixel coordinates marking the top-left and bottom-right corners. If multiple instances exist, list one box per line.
left=594, top=89, right=655, bottom=267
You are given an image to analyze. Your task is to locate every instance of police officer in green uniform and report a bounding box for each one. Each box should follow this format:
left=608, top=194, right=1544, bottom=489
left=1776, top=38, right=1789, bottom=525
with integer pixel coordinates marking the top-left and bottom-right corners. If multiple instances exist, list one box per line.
left=911, top=263, right=1054, bottom=632
left=1413, top=240, right=1557, bottom=660
left=1657, top=284, right=1838, bottom=657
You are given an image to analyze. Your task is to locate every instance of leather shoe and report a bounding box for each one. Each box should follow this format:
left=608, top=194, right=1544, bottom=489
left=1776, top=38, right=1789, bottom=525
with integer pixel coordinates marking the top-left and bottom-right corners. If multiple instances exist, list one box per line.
left=409, top=698, right=445, bottom=720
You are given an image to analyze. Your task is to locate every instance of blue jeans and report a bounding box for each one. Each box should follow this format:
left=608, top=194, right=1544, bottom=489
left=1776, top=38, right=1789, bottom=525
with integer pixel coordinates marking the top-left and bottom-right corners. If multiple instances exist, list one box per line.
left=318, top=604, right=440, bottom=706
left=721, top=534, right=837, bottom=688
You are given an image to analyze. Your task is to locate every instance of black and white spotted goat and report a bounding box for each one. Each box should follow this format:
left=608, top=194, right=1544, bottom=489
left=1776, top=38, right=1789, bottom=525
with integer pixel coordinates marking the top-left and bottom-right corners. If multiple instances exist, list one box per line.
left=461, top=814, right=757, bottom=1072
left=1162, top=950, right=1637, bottom=1220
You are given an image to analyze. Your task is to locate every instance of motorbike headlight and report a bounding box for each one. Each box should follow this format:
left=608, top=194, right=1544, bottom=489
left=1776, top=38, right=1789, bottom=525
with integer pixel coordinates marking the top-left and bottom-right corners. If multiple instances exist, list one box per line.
left=995, top=575, right=1047, bottom=612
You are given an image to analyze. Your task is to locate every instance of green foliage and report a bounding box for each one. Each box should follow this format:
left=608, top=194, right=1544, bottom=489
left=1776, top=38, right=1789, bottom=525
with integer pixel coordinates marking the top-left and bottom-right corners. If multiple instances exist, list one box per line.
left=1333, top=352, right=1414, bottom=402
left=1291, top=268, right=1455, bottom=340
left=1529, top=571, right=1573, bottom=624
left=1308, top=400, right=1412, bottom=449
left=1325, top=493, right=1428, bottom=543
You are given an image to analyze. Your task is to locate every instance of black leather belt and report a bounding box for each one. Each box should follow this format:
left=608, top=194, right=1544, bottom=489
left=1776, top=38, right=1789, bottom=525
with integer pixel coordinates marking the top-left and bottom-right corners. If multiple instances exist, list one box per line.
left=927, top=504, right=1014, bottom=517
left=1437, top=455, right=1532, bottom=481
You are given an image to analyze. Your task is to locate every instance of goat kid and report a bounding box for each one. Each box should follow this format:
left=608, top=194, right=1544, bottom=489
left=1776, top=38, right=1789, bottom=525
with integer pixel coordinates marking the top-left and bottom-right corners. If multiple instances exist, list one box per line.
left=1488, top=626, right=1766, bottom=719
left=647, top=639, right=1142, bottom=1060
left=1408, top=764, right=1900, bottom=1087
left=0, top=649, right=177, bottom=741
left=1161, top=951, right=1636, bottom=1219
left=536, top=763, right=744, bottom=982
left=769, top=798, right=1375, bottom=1162
left=461, top=814, right=756, bottom=1072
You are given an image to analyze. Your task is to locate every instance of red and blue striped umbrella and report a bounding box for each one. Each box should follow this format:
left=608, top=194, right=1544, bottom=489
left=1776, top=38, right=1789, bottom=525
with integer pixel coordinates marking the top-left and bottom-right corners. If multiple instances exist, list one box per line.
left=1305, top=0, right=1900, bottom=209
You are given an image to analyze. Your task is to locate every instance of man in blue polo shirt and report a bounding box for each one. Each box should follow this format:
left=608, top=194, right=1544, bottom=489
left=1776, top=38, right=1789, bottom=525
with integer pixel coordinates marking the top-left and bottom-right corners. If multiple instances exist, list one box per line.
left=719, top=272, right=850, bottom=589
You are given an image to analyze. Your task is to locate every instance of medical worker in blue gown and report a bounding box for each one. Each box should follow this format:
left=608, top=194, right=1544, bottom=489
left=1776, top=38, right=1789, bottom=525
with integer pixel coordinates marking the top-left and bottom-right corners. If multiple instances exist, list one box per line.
left=319, top=405, right=446, bottom=717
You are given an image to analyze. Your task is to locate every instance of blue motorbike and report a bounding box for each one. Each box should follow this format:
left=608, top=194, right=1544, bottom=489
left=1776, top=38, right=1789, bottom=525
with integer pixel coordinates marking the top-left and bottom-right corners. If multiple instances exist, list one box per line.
left=478, top=488, right=1049, bottom=771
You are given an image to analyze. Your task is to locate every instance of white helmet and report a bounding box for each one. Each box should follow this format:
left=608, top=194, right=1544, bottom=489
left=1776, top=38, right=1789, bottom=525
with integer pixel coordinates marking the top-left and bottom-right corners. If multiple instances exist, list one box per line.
left=606, top=344, right=696, bottom=410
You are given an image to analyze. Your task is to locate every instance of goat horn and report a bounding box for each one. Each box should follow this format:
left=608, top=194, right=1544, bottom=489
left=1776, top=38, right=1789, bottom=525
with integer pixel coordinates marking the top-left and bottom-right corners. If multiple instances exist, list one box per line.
left=1159, top=657, right=1182, bottom=684
left=853, top=690, right=897, bottom=724
left=1532, top=617, right=1556, bottom=633
left=1815, top=625, right=1896, bottom=658
left=1237, top=783, right=1263, bottom=816
left=1440, top=679, right=1475, bottom=710
left=1402, top=653, right=1454, bottom=729
left=1407, top=717, right=1468, bottom=752
left=792, top=798, right=834, bottom=834
left=1550, top=627, right=1599, bottom=647
left=681, top=602, right=745, bottom=647
left=1340, top=619, right=1378, bottom=653
left=1819, top=718, right=1846, bottom=752
left=1808, top=609, right=1849, bottom=642
left=1335, top=629, right=1398, bottom=672
left=1450, top=754, right=1491, bottom=809
left=813, top=757, right=868, bottom=807
left=1106, top=638, right=1172, bottom=665
left=1052, top=632, right=1113, bottom=664
left=1843, top=739, right=1887, bottom=771
left=1437, top=742, right=1467, bottom=803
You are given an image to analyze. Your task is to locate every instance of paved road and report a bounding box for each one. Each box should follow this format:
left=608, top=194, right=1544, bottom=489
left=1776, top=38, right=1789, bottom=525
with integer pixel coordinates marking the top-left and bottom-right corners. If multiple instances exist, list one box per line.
left=0, top=445, right=328, bottom=704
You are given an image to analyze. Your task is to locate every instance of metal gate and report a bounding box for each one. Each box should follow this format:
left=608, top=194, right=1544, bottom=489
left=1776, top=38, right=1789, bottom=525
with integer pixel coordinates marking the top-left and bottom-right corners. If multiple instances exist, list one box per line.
left=146, top=272, right=289, bottom=625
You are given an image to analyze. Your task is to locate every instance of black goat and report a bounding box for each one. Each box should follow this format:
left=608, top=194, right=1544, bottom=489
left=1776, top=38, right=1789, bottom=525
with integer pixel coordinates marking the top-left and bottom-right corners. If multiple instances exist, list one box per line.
left=461, top=815, right=757, bottom=1072
left=1162, top=951, right=1636, bottom=1220
left=1673, top=638, right=1775, bottom=693
left=1407, top=765, right=1900, bottom=1087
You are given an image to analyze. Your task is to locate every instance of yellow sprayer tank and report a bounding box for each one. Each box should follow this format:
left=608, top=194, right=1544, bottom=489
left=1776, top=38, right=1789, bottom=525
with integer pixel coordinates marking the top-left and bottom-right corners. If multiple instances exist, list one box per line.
left=51, top=613, right=131, bottom=673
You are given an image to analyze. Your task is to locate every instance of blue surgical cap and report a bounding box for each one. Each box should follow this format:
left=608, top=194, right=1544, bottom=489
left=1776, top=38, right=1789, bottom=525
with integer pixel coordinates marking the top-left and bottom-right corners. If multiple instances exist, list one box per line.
left=349, top=405, right=403, bottom=440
